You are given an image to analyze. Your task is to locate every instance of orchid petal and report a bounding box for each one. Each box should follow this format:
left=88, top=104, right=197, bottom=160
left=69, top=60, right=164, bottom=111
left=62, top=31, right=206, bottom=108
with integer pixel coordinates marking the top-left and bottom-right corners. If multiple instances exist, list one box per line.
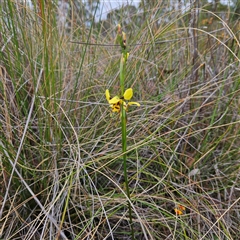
left=109, top=96, right=120, bottom=104
left=123, top=88, right=133, bottom=100
left=128, top=101, right=140, bottom=106
left=105, top=89, right=110, bottom=101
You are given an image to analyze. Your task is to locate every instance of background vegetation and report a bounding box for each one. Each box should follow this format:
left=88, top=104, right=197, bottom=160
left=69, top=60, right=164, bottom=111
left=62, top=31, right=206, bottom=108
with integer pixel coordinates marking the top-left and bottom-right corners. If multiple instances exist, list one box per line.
left=0, top=0, right=239, bottom=239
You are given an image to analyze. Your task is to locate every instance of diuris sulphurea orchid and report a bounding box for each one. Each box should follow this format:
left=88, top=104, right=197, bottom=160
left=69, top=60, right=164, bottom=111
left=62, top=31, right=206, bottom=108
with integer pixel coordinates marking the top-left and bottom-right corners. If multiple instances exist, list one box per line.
left=105, top=88, right=140, bottom=113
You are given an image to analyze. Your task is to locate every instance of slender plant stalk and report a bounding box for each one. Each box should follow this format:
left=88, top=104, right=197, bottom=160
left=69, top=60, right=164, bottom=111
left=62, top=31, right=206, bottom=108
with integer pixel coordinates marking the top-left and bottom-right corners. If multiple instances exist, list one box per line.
left=57, top=169, right=74, bottom=240
left=119, top=30, right=135, bottom=240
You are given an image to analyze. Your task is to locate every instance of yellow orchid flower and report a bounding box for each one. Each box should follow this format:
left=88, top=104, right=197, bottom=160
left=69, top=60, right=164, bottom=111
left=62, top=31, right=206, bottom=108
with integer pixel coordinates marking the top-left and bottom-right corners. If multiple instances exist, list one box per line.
left=105, top=88, right=140, bottom=113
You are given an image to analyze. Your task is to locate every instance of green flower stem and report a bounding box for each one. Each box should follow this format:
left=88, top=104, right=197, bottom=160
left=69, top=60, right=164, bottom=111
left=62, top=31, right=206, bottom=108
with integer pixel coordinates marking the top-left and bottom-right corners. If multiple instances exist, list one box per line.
left=121, top=106, right=134, bottom=239
left=120, top=55, right=125, bottom=95
left=119, top=43, right=135, bottom=239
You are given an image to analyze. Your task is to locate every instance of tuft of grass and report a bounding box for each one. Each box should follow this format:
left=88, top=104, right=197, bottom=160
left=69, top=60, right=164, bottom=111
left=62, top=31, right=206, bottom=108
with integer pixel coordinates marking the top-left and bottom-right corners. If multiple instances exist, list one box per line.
left=0, top=0, right=239, bottom=239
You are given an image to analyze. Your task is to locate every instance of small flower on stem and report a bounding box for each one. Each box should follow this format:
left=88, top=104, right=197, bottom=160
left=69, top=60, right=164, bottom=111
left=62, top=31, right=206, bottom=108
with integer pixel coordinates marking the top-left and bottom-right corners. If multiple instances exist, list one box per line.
left=105, top=88, right=140, bottom=114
